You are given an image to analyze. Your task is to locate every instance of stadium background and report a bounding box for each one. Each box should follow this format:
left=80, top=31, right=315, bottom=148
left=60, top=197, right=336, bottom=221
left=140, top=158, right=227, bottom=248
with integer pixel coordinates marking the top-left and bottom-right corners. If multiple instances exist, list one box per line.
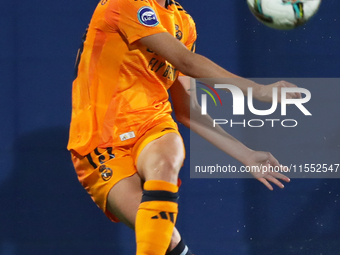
left=1, top=0, right=339, bottom=254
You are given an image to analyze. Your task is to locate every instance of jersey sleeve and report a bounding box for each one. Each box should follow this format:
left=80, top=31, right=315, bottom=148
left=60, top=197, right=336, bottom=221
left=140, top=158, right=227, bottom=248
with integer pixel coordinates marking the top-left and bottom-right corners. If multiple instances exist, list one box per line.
left=106, top=0, right=168, bottom=44
left=185, top=16, right=197, bottom=53
left=178, top=15, right=197, bottom=76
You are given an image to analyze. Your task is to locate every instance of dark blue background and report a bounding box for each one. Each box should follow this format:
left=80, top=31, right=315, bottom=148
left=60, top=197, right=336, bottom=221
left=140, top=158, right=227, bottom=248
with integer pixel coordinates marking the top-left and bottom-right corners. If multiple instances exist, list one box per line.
left=1, top=0, right=339, bottom=254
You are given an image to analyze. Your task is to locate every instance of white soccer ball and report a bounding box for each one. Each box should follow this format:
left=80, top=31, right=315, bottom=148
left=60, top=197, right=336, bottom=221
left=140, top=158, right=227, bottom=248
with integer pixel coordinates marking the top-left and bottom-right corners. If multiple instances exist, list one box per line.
left=247, top=0, right=322, bottom=30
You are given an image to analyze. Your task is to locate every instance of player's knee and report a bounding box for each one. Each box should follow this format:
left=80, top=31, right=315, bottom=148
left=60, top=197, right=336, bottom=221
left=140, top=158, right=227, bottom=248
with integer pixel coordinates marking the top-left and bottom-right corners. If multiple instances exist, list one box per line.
left=155, top=153, right=183, bottom=177
left=141, top=153, right=184, bottom=183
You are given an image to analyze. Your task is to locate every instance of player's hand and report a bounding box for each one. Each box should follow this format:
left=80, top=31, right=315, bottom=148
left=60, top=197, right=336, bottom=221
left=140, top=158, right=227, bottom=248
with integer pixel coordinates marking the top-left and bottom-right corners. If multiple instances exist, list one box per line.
left=243, top=150, right=290, bottom=190
left=254, top=81, right=301, bottom=103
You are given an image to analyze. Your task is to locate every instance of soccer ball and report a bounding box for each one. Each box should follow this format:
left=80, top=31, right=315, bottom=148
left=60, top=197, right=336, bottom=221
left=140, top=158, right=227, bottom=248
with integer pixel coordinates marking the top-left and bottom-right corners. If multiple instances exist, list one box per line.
left=247, top=0, right=322, bottom=30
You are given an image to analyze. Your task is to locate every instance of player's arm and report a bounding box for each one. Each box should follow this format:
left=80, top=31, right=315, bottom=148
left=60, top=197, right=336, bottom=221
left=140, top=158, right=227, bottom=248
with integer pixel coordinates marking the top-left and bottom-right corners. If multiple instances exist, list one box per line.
left=139, top=32, right=300, bottom=101
left=169, top=76, right=290, bottom=190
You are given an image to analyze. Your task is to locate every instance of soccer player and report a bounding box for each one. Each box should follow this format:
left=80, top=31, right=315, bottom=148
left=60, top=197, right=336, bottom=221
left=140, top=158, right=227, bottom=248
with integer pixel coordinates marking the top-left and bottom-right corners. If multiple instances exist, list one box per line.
left=68, top=0, right=299, bottom=254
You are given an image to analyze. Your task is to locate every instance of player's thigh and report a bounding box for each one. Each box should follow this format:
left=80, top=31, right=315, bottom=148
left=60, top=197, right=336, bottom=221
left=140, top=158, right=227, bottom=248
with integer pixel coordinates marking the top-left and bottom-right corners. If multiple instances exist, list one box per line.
left=137, top=132, right=185, bottom=184
left=106, top=173, right=142, bottom=229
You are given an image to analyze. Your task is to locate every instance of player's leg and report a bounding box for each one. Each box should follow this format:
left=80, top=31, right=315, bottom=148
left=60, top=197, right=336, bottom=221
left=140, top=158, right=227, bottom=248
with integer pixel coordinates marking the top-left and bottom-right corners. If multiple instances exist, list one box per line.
left=72, top=145, right=185, bottom=254
left=106, top=173, right=182, bottom=253
left=134, top=132, right=192, bottom=255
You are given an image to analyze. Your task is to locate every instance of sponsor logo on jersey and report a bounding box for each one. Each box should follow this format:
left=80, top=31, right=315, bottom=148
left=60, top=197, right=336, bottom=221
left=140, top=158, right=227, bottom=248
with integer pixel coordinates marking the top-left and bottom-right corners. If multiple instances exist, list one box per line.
left=148, top=57, right=178, bottom=81
left=138, top=6, right=159, bottom=27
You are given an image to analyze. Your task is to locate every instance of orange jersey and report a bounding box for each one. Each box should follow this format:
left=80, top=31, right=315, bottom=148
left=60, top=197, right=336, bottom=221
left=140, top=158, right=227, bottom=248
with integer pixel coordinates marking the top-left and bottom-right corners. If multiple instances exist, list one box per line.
left=67, top=0, right=196, bottom=155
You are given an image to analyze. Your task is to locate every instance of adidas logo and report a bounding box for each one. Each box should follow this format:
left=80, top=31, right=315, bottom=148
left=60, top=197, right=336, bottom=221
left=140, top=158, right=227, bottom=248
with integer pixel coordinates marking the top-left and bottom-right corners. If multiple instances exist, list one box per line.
left=151, top=211, right=175, bottom=223
left=161, top=127, right=175, bottom=132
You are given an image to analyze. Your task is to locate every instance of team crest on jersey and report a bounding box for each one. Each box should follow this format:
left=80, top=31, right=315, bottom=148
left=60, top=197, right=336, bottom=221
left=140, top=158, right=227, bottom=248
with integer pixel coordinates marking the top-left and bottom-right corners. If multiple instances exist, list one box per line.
left=99, top=165, right=113, bottom=181
left=100, top=0, right=108, bottom=5
left=137, top=6, right=159, bottom=27
left=175, top=24, right=182, bottom=40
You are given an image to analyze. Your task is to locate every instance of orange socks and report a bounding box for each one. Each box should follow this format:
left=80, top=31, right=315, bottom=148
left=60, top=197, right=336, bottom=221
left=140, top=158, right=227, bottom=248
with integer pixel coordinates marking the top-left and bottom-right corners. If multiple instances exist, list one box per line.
left=135, top=180, right=179, bottom=255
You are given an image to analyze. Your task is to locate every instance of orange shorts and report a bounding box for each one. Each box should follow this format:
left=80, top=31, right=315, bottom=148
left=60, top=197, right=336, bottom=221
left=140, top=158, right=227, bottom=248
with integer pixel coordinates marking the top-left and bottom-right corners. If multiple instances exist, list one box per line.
left=71, top=119, right=183, bottom=222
